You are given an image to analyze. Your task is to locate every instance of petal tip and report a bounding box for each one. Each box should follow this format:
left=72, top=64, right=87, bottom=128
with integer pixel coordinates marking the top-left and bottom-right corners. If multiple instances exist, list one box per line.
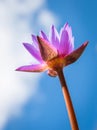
left=15, top=67, right=21, bottom=71
left=31, top=34, right=35, bottom=40
left=37, top=36, right=41, bottom=43
left=37, top=35, right=40, bottom=40
left=22, top=42, right=28, bottom=47
left=65, top=22, right=69, bottom=26
left=51, top=24, right=54, bottom=29
left=22, top=43, right=32, bottom=51
left=31, top=34, right=35, bottom=37
left=84, top=41, right=89, bottom=46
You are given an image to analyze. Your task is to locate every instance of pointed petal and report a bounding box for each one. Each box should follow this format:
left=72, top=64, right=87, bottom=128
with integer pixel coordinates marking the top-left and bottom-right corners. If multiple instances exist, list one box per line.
left=63, top=41, right=89, bottom=66
left=58, top=23, right=74, bottom=56
left=23, top=43, right=43, bottom=63
left=40, top=31, right=49, bottom=41
left=31, top=35, right=38, bottom=47
left=16, top=63, right=48, bottom=72
left=37, top=36, right=58, bottom=61
left=49, top=25, right=59, bottom=49
left=59, top=29, right=69, bottom=55
left=65, top=24, right=74, bottom=51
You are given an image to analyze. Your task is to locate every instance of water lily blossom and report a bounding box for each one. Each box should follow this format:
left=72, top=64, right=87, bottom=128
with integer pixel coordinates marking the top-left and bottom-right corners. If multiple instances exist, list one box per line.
left=16, top=23, right=88, bottom=76
left=16, top=23, right=88, bottom=130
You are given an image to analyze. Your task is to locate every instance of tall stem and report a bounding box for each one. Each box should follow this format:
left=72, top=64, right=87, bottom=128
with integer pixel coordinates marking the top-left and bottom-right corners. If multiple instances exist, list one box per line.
left=57, top=69, right=79, bottom=130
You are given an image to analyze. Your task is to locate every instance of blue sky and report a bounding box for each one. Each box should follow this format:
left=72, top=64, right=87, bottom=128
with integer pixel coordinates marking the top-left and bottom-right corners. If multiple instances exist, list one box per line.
left=0, top=0, right=97, bottom=130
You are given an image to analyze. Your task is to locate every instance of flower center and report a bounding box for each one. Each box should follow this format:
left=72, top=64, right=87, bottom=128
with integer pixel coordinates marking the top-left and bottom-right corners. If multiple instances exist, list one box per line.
left=47, top=56, right=65, bottom=71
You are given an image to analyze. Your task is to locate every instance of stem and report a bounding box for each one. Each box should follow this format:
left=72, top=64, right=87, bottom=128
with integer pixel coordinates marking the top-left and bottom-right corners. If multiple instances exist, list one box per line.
left=57, top=68, right=79, bottom=130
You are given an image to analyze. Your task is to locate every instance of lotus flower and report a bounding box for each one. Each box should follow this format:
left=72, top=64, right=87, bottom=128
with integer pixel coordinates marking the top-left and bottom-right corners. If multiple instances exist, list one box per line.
left=16, top=23, right=88, bottom=77
left=16, top=23, right=89, bottom=129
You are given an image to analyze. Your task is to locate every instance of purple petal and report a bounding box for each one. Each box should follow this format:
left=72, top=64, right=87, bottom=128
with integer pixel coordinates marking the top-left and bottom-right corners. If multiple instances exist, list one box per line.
left=58, top=24, right=74, bottom=56
left=65, top=24, right=74, bottom=51
left=31, top=35, right=38, bottom=47
left=49, top=25, right=59, bottom=49
left=40, top=31, right=49, bottom=41
left=37, top=36, right=58, bottom=61
left=16, top=63, right=48, bottom=72
left=59, top=29, right=69, bottom=56
left=65, top=23, right=72, bottom=40
left=23, top=43, right=43, bottom=63
left=63, top=41, right=89, bottom=66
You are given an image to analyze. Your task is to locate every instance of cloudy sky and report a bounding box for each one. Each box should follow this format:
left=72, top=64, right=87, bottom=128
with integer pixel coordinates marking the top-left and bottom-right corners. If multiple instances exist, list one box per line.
left=0, top=0, right=97, bottom=130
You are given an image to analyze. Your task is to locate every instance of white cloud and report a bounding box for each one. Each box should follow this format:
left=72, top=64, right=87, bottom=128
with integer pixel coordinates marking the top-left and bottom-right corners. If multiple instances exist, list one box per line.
left=0, top=0, right=58, bottom=129
left=0, top=27, right=39, bottom=129
left=37, top=9, right=59, bottom=31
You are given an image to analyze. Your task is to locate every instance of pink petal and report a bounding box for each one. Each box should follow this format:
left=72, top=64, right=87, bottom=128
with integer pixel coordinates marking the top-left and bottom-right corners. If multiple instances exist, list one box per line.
left=16, top=63, right=48, bottom=72
left=49, top=25, right=59, bottom=49
left=63, top=41, right=89, bottom=66
left=65, top=24, right=74, bottom=51
left=40, top=31, right=49, bottom=41
left=37, top=36, right=58, bottom=61
left=58, top=24, right=74, bottom=56
left=23, top=43, right=43, bottom=63
left=65, top=24, right=73, bottom=42
left=59, top=29, right=69, bottom=56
